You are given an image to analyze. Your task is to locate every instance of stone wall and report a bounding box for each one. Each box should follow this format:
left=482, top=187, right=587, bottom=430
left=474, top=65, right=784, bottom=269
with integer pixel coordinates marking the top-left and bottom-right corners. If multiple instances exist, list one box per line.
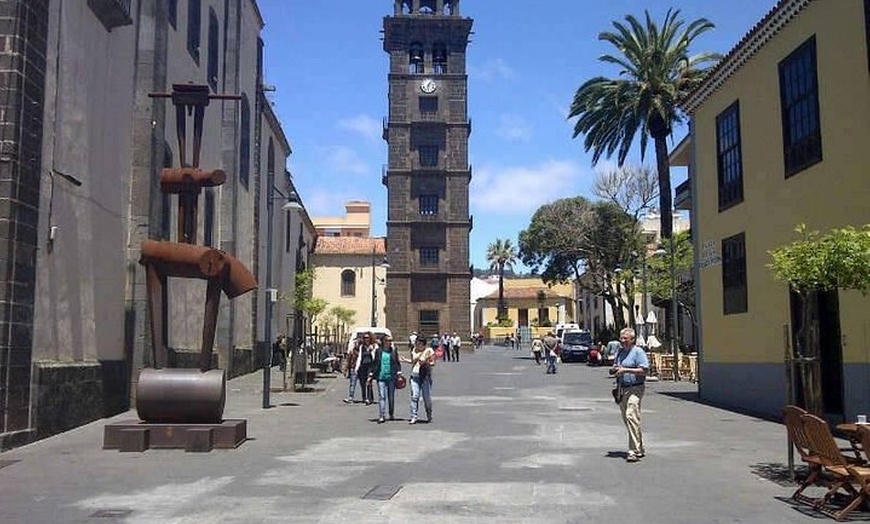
left=0, top=0, right=50, bottom=446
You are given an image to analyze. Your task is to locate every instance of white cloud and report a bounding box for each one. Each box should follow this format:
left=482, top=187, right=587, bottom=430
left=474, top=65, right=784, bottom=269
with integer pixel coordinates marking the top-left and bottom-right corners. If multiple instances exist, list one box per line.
left=469, top=58, right=514, bottom=81
left=317, top=145, right=369, bottom=176
left=336, top=114, right=382, bottom=143
left=470, top=159, right=590, bottom=215
left=496, top=114, right=532, bottom=142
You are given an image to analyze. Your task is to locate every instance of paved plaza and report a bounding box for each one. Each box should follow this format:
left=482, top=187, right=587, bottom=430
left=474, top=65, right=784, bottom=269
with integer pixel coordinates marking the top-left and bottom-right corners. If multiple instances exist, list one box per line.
left=0, top=346, right=861, bottom=523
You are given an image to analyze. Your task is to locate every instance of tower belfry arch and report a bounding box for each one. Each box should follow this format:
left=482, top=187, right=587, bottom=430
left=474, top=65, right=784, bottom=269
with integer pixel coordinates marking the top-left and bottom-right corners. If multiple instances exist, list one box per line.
left=382, top=1, right=472, bottom=339
left=394, top=1, right=461, bottom=16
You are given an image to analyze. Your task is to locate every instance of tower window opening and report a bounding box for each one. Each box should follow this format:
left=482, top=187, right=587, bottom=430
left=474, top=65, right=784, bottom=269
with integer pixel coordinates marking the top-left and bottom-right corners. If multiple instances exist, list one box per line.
left=409, top=42, right=424, bottom=74
left=433, top=43, right=447, bottom=75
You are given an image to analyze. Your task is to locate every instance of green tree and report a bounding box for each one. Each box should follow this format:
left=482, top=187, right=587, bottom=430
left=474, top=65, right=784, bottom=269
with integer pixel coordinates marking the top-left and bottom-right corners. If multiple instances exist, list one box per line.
left=518, top=198, right=640, bottom=329
left=644, top=230, right=694, bottom=342
left=292, top=267, right=328, bottom=327
left=518, top=196, right=593, bottom=284
left=486, top=238, right=518, bottom=321
left=768, top=224, right=870, bottom=414
left=569, top=9, right=719, bottom=241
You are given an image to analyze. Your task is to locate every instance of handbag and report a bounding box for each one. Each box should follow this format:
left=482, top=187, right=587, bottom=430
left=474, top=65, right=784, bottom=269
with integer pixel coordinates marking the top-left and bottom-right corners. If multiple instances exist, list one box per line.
left=611, top=385, right=623, bottom=404
left=396, top=374, right=407, bottom=389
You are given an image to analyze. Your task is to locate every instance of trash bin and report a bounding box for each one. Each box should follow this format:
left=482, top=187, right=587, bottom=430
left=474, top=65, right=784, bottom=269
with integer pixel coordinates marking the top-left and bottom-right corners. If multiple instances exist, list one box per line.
left=292, top=349, right=308, bottom=391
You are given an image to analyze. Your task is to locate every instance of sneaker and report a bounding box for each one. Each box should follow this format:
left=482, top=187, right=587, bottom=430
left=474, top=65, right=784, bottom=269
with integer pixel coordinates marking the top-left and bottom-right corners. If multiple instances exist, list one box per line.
left=636, top=451, right=645, bottom=458
left=365, top=400, right=372, bottom=406
left=409, top=418, right=417, bottom=425
left=626, top=452, right=639, bottom=463
left=377, top=417, right=385, bottom=424
left=342, top=398, right=353, bottom=404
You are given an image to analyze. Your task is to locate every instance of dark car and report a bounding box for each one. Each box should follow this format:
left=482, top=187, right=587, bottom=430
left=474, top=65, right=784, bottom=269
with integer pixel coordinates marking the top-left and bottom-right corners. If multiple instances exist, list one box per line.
left=559, top=330, right=593, bottom=362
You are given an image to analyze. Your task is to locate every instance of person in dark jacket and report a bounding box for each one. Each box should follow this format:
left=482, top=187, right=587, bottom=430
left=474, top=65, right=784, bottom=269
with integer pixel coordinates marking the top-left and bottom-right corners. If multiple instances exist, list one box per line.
left=368, top=336, right=402, bottom=423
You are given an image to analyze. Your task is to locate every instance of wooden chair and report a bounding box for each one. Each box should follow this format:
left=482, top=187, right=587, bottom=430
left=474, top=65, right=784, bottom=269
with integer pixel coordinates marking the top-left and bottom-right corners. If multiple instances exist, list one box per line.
left=659, top=355, right=677, bottom=381
left=649, top=352, right=661, bottom=377
left=783, top=405, right=825, bottom=505
left=801, top=413, right=870, bottom=521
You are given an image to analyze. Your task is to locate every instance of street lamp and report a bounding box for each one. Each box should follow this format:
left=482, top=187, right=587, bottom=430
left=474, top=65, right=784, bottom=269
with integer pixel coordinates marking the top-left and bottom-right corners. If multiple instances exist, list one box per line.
left=263, top=187, right=302, bottom=409
left=665, top=237, right=680, bottom=381
left=370, top=244, right=390, bottom=327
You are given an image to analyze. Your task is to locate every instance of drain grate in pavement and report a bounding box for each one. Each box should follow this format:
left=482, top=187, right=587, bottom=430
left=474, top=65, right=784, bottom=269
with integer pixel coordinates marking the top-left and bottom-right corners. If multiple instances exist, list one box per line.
left=362, top=485, right=402, bottom=500
left=89, top=509, right=134, bottom=518
left=0, top=459, right=21, bottom=470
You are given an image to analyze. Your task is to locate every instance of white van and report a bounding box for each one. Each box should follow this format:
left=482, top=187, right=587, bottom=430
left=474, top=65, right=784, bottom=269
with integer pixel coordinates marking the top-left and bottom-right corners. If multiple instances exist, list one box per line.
left=554, top=323, right=580, bottom=341
left=346, top=326, right=393, bottom=353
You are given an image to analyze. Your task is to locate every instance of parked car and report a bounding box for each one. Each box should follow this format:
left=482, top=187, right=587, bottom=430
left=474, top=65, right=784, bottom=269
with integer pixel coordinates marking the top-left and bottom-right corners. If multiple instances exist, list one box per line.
left=559, top=330, right=593, bottom=363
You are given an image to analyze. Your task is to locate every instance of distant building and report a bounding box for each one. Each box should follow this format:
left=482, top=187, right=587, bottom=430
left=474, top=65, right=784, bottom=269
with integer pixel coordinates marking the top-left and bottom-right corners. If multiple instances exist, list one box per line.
left=474, top=277, right=574, bottom=330
left=311, top=237, right=388, bottom=338
left=312, top=201, right=372, bottom=238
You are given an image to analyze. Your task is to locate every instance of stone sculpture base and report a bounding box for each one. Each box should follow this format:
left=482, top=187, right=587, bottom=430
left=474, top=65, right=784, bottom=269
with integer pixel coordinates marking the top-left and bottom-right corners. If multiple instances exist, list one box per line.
left=103, top=419, right=246, bottom=452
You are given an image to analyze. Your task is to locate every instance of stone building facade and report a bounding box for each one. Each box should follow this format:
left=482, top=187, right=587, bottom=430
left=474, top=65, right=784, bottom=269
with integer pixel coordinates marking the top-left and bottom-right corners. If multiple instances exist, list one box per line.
left=382, top=0, right=472, bottom=341
left=0, top=0, right=303, bottom=449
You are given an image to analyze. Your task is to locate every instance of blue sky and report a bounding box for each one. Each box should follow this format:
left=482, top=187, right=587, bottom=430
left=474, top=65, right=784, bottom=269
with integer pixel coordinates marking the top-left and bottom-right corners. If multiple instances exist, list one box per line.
left=258, top=0, right=773, bottom=271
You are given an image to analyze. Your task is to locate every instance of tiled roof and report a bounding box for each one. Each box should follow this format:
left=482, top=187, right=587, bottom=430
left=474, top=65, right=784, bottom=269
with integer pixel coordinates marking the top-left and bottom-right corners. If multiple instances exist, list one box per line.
left=482, top=287, right=570, bottom=301
left=314, top=236, right=386, bottom=255
left=682, top=0, right=812, bottom=113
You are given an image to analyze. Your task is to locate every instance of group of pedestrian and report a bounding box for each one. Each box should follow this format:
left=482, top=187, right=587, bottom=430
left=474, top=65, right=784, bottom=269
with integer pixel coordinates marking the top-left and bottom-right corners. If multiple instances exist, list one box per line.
left=435, top=332, right=462, bottom=362
left=343, top=331, right=435, bottom=425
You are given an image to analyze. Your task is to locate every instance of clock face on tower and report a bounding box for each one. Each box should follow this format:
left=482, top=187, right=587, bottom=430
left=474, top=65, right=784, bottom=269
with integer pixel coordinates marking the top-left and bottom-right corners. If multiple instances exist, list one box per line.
left=420, top=78, right=437, bottom=94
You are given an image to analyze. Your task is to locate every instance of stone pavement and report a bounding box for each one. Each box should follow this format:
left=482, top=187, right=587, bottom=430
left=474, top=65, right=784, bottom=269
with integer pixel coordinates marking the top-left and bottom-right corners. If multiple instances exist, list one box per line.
left=0, top=346, right=863, bottom=523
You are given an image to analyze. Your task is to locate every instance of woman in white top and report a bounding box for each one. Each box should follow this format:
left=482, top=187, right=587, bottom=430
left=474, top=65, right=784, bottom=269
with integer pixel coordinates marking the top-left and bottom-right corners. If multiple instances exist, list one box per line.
left=401, top=336, right=436, bottom=424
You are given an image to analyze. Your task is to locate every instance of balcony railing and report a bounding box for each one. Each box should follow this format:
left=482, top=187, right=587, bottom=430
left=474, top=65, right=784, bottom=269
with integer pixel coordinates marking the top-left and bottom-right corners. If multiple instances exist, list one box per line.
left=674, top=179, right=692, bottom=211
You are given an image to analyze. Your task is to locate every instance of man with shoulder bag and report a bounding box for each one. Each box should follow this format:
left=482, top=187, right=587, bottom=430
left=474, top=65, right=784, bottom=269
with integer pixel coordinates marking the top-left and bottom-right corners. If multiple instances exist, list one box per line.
left=611, top=327, right=649, bottom=463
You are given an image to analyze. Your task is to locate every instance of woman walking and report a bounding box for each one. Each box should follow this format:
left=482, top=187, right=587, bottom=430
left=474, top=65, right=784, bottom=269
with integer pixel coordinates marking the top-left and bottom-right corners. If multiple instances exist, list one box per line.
left=402, top=335, right=436, bottom=424
left=369, top=336, right=402, bottom=423
left=531, top=336, right=543, bottom=365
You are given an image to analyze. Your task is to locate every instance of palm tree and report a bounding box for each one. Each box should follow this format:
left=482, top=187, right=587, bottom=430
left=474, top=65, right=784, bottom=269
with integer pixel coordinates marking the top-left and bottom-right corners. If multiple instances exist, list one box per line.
left=486, top=238, right=517, bottom=322
left=568, top=9, right=719, bottom=240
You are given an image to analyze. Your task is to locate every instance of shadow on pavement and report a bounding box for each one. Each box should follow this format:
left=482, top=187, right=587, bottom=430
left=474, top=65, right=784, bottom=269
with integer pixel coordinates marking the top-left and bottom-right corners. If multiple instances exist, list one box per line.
left=658, top=391, right=780, bottom=423
left=749, top=461, right=800, bottom=487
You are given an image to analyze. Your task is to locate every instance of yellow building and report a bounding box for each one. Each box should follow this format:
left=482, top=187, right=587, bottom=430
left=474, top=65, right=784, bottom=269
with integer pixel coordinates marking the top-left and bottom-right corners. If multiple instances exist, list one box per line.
left=679, top=0, right=870, bottom=419
left=311, top=237, right=388, bottom=335
left=473, top=277, right=575, bottom=332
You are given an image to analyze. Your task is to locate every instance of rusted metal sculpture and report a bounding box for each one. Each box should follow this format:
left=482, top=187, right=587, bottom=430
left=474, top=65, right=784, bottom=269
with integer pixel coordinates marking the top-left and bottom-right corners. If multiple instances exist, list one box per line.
left=105, top=84, right=254, bottom=451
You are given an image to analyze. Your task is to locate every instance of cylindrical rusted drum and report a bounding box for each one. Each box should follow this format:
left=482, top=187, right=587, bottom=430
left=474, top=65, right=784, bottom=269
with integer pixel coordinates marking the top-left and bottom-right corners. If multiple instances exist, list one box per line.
left=136, top=368, right=226, bottom=423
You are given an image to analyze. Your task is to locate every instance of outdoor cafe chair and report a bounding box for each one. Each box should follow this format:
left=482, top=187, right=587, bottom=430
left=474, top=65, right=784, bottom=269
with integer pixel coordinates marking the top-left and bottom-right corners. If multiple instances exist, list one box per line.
left=783, top=405, right=826, bottom=505
left=801, top=413, right=870, bottom=521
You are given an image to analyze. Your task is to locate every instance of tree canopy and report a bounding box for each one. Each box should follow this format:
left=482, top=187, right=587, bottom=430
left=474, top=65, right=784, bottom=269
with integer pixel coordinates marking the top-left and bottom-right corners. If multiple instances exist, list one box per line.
left=569, top=9, right=719, bottom=240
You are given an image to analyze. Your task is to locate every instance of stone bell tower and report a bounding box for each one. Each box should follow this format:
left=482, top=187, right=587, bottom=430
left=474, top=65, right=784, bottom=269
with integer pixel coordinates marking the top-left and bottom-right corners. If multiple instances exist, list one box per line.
left=382, top=1, right=472, bottom=341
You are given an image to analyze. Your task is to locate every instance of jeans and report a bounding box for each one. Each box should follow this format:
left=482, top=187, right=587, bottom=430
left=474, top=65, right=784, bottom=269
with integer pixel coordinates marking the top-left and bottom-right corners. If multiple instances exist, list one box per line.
left=357, top=366, right=373, bottom=403
left=347, top=369, right=365, bottom=400
left=533, top=350, right=541, bottom=365
left=409, top=374, right=432, bottom=420
left=546, top=354, right=557, bottom=374
left=377, top=378, right=396, bottom=418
